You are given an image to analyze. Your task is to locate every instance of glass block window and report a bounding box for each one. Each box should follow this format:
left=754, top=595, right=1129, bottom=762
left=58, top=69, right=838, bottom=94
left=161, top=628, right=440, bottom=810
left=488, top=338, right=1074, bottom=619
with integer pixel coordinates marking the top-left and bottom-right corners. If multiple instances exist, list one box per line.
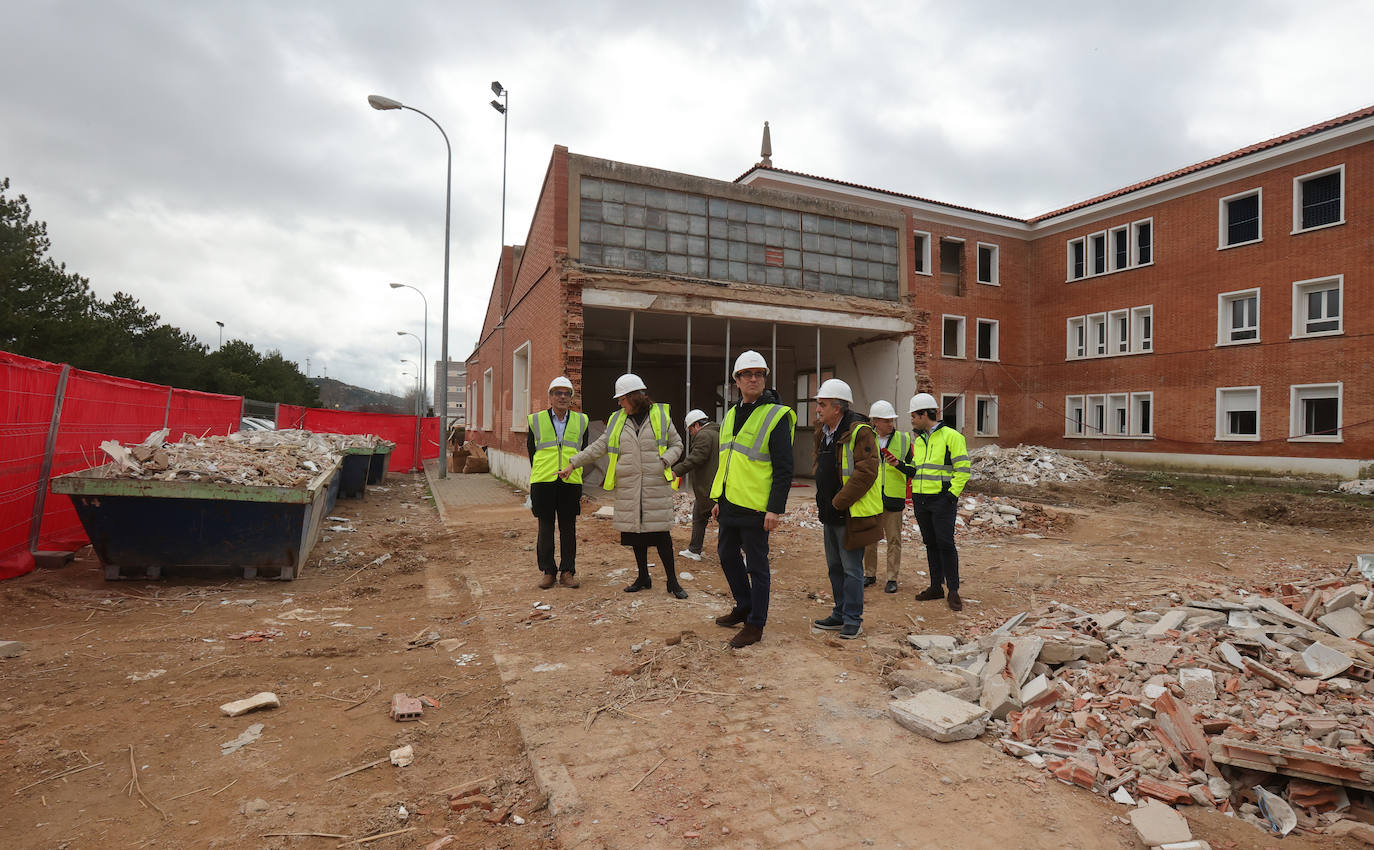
left=578, top=177, right=899, bottom=300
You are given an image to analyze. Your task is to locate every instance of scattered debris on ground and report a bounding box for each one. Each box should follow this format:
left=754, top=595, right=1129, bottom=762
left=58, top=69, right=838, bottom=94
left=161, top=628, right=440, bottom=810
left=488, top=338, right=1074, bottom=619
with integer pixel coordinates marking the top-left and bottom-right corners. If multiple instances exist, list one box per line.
left=970, top=444, right=1101, bottom=485
left=883, top=564, right=1374, bottom=840
left=1340, top=479, right=1374, bottom=496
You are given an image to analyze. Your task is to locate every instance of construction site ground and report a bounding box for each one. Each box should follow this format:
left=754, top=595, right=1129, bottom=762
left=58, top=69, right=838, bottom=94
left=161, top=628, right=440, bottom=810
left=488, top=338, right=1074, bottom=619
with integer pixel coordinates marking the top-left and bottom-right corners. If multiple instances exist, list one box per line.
left=1, top=462, right=1370, bottom=849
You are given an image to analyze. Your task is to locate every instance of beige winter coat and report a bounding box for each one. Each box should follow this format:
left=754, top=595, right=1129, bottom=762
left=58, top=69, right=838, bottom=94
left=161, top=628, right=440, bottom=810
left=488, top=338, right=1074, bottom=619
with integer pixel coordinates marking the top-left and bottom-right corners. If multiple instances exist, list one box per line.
left=569, top=409, right=683, bottom=533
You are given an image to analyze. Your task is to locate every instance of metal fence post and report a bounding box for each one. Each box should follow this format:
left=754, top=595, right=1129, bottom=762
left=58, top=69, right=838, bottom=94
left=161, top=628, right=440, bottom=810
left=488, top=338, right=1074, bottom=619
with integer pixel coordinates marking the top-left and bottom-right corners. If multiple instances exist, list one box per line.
left=29, top=364, right=71, bottom=554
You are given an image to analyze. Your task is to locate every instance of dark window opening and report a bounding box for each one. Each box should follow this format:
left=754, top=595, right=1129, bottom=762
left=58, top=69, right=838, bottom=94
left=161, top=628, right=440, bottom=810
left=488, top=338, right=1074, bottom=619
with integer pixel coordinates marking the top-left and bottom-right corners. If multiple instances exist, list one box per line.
left=1071, top=240, right=1085, bottom=279
left=1136, top=222, right=1152, bottom=264
left=1301, top=172, right=1341, bottom=229
left=913, top=234, right=927, bottom=273
left=1226, top=194, right=1260, bottom=244
left=1228, top=410, right=1257, bottom=436
left=1113, top=229, right=1128, bottom=268
left=1138, top=399, right=1151, bottom=434
left=1091, top=234, right=1106, bottom=275
left=1303, top=397, right=1339, bottom=436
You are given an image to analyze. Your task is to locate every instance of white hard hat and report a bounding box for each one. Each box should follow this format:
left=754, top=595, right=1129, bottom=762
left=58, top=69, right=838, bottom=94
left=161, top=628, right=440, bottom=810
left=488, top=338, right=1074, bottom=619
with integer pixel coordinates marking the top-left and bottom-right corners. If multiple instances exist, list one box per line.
left=612, top=373, right=648, bottom=399
left=684, top=409, right=709, bottom=428
left=868, top=400, right=897, bottom=419
left=731, top=350, right=769, bottom=379
left=815, top=378, right=853, bottom=404
left=548, top=376, right=574, bottom=392
left=909, top=392, right=939, bottom=413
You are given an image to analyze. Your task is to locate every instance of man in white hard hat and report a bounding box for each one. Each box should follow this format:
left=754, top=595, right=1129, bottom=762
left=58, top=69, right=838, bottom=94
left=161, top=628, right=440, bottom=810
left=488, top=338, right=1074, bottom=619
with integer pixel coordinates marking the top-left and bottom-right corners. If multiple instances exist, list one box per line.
left=526, top=376, right=590, bottom=589
left=709, top=350, right=795, bottom=648
left=908, top=392, right=972, bottom=611
left=670, top=409, right=719, bottom=562
left=863, top=400, right=915, bottom=594
left=811, top=378, right=883, bottom=639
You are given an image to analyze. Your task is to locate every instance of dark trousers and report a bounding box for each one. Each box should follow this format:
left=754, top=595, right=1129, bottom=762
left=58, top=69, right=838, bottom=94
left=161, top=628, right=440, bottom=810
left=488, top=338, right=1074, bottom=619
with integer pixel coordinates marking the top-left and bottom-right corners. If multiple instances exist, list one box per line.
left=532, top=481, right=580, bottom=574
left=687, top=496, right=715, bottom=554
left=717, top=523, right=771, bottom=627
left=912, top=493, right=959, bottom=592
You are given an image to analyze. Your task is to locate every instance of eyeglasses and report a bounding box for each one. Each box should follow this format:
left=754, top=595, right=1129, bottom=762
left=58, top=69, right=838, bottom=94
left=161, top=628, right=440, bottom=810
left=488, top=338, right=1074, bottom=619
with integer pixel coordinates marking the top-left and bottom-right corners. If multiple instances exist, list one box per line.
left=551, top=390, right=573, bottom=398
left=736, top=370, right=768, bottom=380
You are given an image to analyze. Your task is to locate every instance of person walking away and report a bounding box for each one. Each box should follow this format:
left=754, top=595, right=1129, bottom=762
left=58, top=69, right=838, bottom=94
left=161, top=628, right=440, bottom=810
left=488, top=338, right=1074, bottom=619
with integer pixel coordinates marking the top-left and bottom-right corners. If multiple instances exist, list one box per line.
left=863, top=400, right=914, bottom=594
left=527, top=376, right=589, bottom=589
left=811, top=379, right=883, bottom=639
left=908, top=392, right=971, bottom=611
left=671, top=409, right=719, bottom=562
left=710, top=351, right=794, bottom=649
left=559, top=374, right=688, bottom=598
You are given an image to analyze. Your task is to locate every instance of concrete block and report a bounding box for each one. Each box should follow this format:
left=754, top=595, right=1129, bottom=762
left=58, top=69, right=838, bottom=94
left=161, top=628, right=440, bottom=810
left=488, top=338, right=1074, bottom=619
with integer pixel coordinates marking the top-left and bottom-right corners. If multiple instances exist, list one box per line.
left=979, top=676, right=1021, bottom=720
left=1128, top=800, right=1192, bottom=846
left=1319, top=607, right=1367, bottom=639
left=1324, top=584, right=1367, bottom=612
left=1228, top=610, right=1262, bottom=629
left=1297, top=642, right=1353, bottom=679
left=1216, top=642, right=1247, bottom=671
left=888, top=690, right=989, bottom=742
left=1157, top=842, right=1212, bottom=850
left=1178, top=668, right=1215, bottom=702
left=907, top=634, right=958, bottom=651
left=887, top=666, right=967, bottom=694
left=1146, top=609, right=1189, bottom=637
left=1008, top=637, right=1044, bottom=687
left=1094, top=609, right=1129, bottom=631
left=390, top=693, right=423, bottom=721
left=0, top=640, right=28, bottom=658
left=220, top=692, right=281, bottom=717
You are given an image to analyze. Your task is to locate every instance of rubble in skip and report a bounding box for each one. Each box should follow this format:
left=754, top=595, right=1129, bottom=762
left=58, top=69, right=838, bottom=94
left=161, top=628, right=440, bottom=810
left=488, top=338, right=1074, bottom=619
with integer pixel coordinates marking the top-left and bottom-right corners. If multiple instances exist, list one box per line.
left=95, top=428, right=376, bottom=487
left=885, top=566, right=1374, bottom=841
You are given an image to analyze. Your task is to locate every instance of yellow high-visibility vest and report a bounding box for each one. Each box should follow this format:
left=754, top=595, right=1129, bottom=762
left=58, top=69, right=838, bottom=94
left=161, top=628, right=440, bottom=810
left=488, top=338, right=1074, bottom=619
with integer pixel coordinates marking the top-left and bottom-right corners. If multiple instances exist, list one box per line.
left=841, top=422, right=884, bottom=518
left=911, top=424, right=971, bottom=496
left=709, top=402, right=795, bottom=512
left=878, top=429, right=912, bottom=500
left=529, top=410, right=587, bottom=484
left=604, top=403, right=676, bottom=490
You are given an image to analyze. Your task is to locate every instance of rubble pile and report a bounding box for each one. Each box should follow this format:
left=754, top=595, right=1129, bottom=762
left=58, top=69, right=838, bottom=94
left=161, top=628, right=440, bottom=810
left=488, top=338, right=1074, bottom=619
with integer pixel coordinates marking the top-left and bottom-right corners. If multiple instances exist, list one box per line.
left=884, top=571, right=1374, bottom=839
left=1340, top=479, right=1374, bottom=496
left=953, top=495, right=1067, bottom=538
left=970, top=444, right=1099, bottom=485
left=95, top=428, right=351, bottom=487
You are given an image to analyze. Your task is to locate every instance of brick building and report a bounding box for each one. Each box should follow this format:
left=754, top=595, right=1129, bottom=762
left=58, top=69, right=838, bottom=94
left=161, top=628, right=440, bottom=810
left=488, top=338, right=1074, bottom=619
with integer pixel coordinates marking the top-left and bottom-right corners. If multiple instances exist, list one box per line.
left=466, top=106, right=1373, bottom=487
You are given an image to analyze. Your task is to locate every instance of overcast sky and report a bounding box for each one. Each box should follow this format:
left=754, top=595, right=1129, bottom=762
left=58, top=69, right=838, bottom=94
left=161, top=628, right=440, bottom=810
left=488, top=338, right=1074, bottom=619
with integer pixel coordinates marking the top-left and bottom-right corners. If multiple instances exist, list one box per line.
left=6, top=1, right=1374, bottom=398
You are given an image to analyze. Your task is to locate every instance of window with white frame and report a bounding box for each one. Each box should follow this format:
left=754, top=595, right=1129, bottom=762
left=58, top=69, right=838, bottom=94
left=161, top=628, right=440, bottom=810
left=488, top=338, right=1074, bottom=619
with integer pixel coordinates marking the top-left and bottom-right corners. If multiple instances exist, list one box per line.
left=1090, top=233, right=1107, bottom=275
left=1218, top=289, right=1260, bottom=344
left=1087, top=394, right=1106, bottom=435
left=1090, top=313, right=1107, bottom=356
left=1293, top=165, right=1344, bottom=232
left=1216, top=386, right=1259, bottom=441
left=941, top=394, right=963, bottom=431
left=1065, top=396, right=1085, bottom=436
left=1107, top=394, right=1129, bottom=436
left=1131, top=393, right=1153, bottom=436
left=510, top=342, right=531, bottom=429
left=1133, top=219, right=1153, bottom=265
left=1220, top=189, right=1261, bottom=248
left=1132, top=305, right=1153, bottom=352
left=976, top=319, right=999, bottom=361
left=913, top=231, right=931, bottom=275
left=1067, top=219, right=1152, bottom=280
left=942, top=315, right=966, bottom=358
left=1067, top=317, right=1087, bottom=359
left=1110, top=226, right=1129, bottom=271
left=1110, top=309, right=1129, bottom=354
left=1292, top=276, right=1342, bottom=338
left=1068, top=238, right=1086, bottom=280
left=1290, top=383, right=1342, bottom=441
left=976, top=243, right=999, bottom=285
left=975, top=396, right=998, bottom=436
left=481, top=368, right=494, bottom=430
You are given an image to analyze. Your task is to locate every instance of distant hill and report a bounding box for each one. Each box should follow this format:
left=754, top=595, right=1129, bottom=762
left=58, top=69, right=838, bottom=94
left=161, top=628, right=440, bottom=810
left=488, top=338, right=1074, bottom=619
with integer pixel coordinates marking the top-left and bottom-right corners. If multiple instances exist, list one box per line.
left=310, top=377, right=410, bottom=413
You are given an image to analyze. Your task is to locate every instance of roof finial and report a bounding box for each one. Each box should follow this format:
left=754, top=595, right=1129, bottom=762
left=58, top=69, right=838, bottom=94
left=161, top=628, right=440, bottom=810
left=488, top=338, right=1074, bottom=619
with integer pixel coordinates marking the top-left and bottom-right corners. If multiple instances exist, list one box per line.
left=759, top=120, right=772, bottom=168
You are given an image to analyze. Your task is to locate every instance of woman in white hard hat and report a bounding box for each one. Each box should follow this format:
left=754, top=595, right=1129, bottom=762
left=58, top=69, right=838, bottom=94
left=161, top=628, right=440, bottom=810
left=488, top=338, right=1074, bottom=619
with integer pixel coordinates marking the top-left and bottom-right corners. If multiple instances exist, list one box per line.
left=559, top=374, right=687, bottom=598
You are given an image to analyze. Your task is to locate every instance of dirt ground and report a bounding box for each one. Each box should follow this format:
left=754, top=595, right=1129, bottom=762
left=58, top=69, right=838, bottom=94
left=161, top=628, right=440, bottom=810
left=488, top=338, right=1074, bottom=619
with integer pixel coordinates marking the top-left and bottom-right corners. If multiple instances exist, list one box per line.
left=1, top=463, right=1370, bottom=849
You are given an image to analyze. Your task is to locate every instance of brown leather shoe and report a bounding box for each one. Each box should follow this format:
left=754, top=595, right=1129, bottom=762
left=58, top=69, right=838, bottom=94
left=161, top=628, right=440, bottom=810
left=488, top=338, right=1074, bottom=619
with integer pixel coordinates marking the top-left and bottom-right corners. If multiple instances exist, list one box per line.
left=538, top=572, right=556, bottom=589
left=728, top=623, right=763, bottom=648
left=914, top=586, right=944, bottom=601
left=947, top=591, right=963, bottom=612
left=714, top=608, right=749, bottom=628
left=559, top=571, right=580, bottom=588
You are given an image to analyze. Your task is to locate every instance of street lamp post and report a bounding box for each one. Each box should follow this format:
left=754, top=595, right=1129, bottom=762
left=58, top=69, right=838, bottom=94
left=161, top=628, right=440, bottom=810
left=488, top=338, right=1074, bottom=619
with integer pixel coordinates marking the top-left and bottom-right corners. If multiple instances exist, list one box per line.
left=490, top=82, right=509, bottom=444
left=368, top=93, right=453, bottom=478
left=389, top=283, right=428, bottom=410
left=215, top=320, right=224, bottom=350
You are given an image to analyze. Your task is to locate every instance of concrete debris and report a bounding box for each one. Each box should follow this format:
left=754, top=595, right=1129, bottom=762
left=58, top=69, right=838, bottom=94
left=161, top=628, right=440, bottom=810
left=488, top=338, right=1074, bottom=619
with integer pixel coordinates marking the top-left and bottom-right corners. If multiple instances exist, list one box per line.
left=0, top=640, right=27, bottom=658
left=389, top=744, right=414, bottom=767
left=968, top=444, right=1100, bottom=485
left=93, top=428, right=380, bottom=487
left=1338, top=478, right=1374, bottom=495
left=1128, top=799, right=1192, bottom=846
left=891, top=568, right=1374, bottom=839
left=220, top=722, right=264, bottom=755
left=220, top=691, right=281, bottom=717
left=390, top=693, right=424, bottom=721
left=889, top=689, right=989, bottom=742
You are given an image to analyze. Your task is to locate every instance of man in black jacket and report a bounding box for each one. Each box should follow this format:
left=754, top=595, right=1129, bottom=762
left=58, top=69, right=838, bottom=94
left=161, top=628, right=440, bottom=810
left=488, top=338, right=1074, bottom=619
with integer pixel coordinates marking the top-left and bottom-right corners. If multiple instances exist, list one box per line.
left=671, top=409, right=720, bottom=562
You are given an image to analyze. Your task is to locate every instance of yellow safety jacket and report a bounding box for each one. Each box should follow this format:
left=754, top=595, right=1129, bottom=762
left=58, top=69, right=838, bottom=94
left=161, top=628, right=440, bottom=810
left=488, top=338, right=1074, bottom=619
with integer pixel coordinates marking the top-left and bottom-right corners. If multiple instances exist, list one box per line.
left=710, top=402, right=795, bottom=512
left=877, top=429, right=912, bottom=500
left=841, top=423, right=884, bottom=518
left=912, top=423, right=971, bottom=496
left=604, top=403, right=677, bottom=491
left=529, top=410, right=587, bottom=484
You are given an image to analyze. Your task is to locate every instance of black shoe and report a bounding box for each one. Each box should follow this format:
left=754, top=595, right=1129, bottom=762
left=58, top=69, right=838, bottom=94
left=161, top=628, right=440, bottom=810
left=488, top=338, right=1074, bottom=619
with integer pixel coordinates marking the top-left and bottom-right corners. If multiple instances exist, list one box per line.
left=715, top=608, right=749, bottom=627
left=914, top=586, right=945, bottom=601
left=839, top=623, right=863, bottom=639
left=623, top=577, right=651, bottom=593
left=668, top=585, right=688, bottom=599
left=729, top=624, right=763, bottom=648
left=813, top=614, right=844, bottom=631
left=863, top=576, right=876, bottom=588
left=885, top=580, right=898, bottom=594
left=947, top=591, right=964, bottom=612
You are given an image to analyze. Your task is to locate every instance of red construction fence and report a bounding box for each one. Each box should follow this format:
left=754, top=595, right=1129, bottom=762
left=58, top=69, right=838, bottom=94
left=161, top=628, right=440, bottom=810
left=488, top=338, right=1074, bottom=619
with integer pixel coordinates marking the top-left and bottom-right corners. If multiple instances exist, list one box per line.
left=1, top=350, right=438, bottom=581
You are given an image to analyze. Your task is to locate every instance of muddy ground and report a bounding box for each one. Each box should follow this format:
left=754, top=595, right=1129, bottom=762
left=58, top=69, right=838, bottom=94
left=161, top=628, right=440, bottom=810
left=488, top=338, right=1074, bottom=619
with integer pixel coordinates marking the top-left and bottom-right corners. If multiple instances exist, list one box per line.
left=1, top=464, right=1370, bottom=849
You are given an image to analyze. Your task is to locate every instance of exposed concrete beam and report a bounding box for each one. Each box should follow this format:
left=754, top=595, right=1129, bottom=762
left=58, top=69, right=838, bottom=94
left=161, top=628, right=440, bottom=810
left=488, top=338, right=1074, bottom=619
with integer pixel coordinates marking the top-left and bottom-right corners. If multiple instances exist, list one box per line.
left=582, top=287, right=911, bottom=333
